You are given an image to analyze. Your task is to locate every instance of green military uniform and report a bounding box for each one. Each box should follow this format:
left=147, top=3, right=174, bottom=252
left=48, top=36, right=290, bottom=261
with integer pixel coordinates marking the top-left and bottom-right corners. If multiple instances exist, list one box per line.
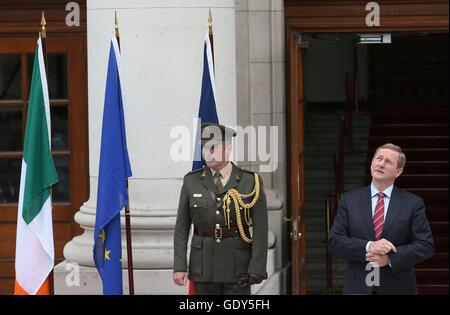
left=173, top=162, right=268, bottom=295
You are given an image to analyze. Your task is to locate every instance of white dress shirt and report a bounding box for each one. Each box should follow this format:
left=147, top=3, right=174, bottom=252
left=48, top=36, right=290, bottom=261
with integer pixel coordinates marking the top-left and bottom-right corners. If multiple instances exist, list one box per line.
left=210, top=162, right=232, bottom=187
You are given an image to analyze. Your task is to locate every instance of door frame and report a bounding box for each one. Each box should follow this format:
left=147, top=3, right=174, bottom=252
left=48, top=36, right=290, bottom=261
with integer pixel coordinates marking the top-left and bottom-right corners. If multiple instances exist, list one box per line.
left=286, top=29, right=306, bottom=295
left=284, top=0, right=449, bottom=295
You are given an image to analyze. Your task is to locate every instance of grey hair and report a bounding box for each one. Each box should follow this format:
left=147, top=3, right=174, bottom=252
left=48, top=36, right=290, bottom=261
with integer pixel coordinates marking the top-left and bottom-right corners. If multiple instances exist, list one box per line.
left=373, top=143, right=406, bottom=169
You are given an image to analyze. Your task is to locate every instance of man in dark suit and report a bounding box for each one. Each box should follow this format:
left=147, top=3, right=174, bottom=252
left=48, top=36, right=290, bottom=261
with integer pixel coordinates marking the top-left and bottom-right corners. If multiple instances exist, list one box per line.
left=173, top=123, right=268, bottom=294
left=329, top=143, right=434, bottom=294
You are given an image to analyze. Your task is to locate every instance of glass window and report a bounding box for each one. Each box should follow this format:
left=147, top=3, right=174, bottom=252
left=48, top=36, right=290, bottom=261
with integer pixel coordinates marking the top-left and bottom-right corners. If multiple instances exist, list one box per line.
left=0, top=158, right=21, bottom=203
left=0, top=156, right=69, bottom=204
left=53, top=156, right=70, bottom=202
left=0, top=107, right=23, bottom=151
left=28, top=53, right=67, bottom=99
left=0, top=54, right=22, bottom=100
left=51, top=106, right=69, bottom=150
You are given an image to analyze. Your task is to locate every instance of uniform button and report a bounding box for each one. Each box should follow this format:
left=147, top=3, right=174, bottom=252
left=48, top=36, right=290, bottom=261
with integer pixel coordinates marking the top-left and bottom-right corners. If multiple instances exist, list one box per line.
left=194, top=205, right=197, bottom=208
left=216, top=239, right=221, bottom=243
left=216, top=211, right=220, bottom=215
left=216, top=197, right=221, bottom=202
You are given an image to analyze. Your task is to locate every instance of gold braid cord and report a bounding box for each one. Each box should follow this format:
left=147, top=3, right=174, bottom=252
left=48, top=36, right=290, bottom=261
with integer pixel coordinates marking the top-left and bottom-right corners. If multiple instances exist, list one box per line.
left=222, top=173, right=260, bottom=243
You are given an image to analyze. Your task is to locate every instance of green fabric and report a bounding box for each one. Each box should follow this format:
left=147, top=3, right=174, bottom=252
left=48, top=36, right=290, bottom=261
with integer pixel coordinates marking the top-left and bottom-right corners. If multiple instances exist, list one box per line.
left=22, top=45, right=58, bottom=224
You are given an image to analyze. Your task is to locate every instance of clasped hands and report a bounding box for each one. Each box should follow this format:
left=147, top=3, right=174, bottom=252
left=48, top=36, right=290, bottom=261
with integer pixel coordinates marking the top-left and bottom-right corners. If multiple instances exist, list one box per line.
left=238, top=273, right=267, bottom=288
left=366, top=238, right=396, bottom=268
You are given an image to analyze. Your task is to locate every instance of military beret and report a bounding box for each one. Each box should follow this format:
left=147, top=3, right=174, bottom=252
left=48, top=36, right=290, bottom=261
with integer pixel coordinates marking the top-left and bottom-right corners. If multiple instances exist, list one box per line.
left=200, top=122, right=236, bottom=145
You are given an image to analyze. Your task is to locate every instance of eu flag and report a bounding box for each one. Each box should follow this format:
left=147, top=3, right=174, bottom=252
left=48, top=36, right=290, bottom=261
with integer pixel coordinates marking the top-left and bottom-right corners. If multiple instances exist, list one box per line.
left=192, top=33, right=219, bottom=171
left=93, top=37, right=132, bottom=295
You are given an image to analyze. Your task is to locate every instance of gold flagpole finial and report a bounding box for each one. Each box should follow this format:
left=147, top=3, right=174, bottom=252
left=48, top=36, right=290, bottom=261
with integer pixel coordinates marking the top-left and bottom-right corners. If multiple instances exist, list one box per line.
left=115, top=11, right=119, bottom=37
left=208, top=9, right=213, bottom=35
left=40, top=11, right=47, bottom=38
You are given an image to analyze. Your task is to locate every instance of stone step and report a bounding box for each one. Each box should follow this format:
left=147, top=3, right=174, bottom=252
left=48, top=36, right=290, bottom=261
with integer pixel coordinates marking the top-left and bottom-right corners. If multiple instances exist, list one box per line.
left=305, top=200, right=327, bottom=210
left=306, top=225, right=327, bottom=233
left=304, top=175, right=335, bottom=181
left=304, top=170, right=335, bottom=178
left=305, top=185, right=334, bottom=193
left=341, top=168, right=366, bottom=176
left=305, top=246, right=328, bottom=257
left=305, top=215, right=329, bottom=223
left=305, top=184, right=334, bottom=191
left=344, top=184, right=365, bottom=191
left=305, top=204, right=328, bottom=211
left=305, top=153, right=337, bottom=159
left=307, top=274, right=345, bottom=281
left=304, top=192, right=334, bottom=201
left=304, top=148, right=337, bottom=154
left=307, top=126, right=370, bottom=135
left=343, top=160, right=367, bottom=167
left=305, top=213, right=328, bottom=221
left=305, top=133, right=368, bottom=140
left=308, top=231, right=328, bottom=241
left=306, top=260, right=347, bottom=270
left=344, top=180, right=365, bottom=186
left=305, top=138, right=369, bottom=146
left=305, top=213, right=331, bottom=220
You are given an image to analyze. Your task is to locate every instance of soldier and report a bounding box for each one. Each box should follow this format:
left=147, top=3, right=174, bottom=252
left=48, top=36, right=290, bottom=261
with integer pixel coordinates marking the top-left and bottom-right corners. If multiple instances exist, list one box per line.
left=173, top=122, right=268, bottom=295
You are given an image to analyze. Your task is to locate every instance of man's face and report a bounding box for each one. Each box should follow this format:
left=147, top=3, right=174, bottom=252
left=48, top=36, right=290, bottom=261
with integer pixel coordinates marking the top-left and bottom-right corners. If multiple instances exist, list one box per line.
left=370, top=148, right=403, bottom=184
left=202, top=143, right=231, bottom=170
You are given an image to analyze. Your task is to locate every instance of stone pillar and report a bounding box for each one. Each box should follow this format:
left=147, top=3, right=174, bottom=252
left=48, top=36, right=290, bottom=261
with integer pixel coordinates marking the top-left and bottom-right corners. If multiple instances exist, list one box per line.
left=235, top=0, right=288, bottom=274
left=55, top=0, right=236, bottom=294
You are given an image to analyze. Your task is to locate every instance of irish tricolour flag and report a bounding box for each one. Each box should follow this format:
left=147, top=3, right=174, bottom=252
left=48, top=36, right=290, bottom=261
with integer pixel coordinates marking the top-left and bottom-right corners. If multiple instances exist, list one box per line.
left=14, top=36, right=58, bottom=295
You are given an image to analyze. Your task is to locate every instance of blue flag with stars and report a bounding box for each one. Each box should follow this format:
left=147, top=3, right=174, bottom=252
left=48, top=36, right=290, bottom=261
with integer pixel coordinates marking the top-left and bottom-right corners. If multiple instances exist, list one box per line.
left=192, top=33, right=219, bottom=171
left=93, top=37, right=132, bottom=295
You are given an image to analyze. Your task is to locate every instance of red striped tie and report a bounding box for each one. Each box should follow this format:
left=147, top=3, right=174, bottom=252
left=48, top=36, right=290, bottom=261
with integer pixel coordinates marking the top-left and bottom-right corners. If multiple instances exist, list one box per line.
left=373, top=192, right=385, bottom=240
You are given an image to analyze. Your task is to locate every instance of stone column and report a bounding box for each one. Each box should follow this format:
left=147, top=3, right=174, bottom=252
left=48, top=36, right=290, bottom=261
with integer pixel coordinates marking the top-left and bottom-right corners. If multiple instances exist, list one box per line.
left=235, top=0, right=288, bottom=278
left=55, top=0, right=236, bottom=294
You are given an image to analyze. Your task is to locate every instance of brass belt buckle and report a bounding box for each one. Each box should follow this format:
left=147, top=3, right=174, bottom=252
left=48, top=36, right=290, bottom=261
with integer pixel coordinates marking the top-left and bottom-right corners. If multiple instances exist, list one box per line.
left=214, top=227, right=223, bottom=239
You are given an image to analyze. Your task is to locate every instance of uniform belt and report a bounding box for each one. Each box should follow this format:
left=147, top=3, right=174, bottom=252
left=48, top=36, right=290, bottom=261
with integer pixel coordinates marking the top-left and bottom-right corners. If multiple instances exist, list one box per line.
left=194, top=227, right=238, bottom=239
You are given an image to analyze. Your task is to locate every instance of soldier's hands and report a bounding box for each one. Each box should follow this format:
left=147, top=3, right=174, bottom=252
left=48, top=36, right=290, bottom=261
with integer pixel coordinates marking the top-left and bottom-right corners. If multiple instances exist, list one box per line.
left=369, top=239, right=397, bottom=255
left=173, top=271, right=188, bottom=286
left=238, top=274, right=250, bottom=288
left=238, top=273, right=267, bottom=288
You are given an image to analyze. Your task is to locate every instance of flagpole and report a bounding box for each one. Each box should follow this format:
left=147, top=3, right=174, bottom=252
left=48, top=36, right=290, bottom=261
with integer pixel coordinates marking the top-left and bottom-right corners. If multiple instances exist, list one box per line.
left=208, top=9, right=215, bottom=69
left=40, top=10, right=55, bottom=296
left=115, top=11, right=135, bottom=296
left=40, top=11, right=48, bottom=68
left=188, top=9, right=217, bottom=296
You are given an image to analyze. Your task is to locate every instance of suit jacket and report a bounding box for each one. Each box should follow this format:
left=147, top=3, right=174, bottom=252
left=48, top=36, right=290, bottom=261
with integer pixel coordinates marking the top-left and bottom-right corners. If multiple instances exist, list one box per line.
left=173, top=163, right=268, bottom=283
left=329, top=185, right=434, bottom=294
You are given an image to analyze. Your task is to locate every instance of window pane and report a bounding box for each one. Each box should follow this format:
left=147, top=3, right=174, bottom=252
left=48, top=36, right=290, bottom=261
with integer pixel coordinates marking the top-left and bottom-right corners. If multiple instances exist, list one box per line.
left=0, top=54, right=22, bottom=100
left=53, top=156, right=69, bottom=202
left=0, top=107, right=23, bottom=151
left=51, top=106, right=68, bottom=150
left=28, top=53, right=67, bottom=99
left=0, top=157, right=70, bottom=203
left=0, top=159, right=21, bottom=203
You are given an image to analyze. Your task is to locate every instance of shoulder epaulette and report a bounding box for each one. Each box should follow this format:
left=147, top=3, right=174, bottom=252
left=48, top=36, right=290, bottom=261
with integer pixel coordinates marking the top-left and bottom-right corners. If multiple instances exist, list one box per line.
left=238, top=166, right=257, bottom=175
left=185, top=166, right=205, bottom=176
